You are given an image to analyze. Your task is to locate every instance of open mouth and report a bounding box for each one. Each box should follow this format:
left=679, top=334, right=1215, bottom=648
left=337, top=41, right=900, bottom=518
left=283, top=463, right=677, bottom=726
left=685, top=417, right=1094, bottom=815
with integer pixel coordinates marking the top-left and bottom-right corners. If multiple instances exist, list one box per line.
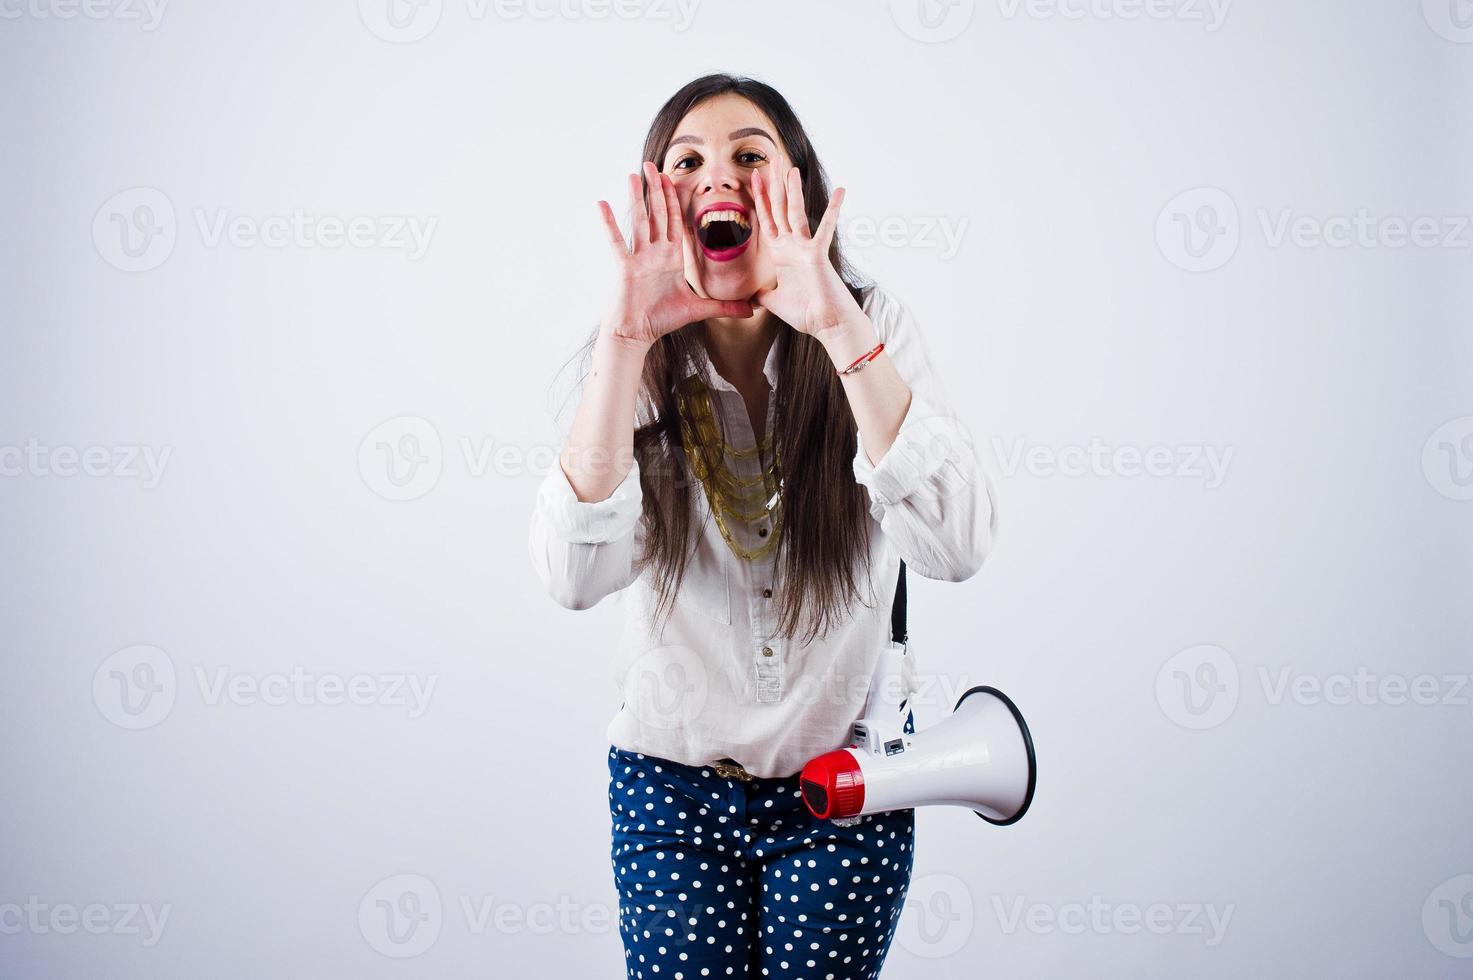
left=695, top=204, right=753, bottom=261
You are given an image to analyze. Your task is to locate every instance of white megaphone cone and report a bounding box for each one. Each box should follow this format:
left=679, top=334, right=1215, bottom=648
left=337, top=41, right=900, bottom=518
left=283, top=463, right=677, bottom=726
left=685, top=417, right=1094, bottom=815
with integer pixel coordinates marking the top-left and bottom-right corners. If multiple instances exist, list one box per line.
left=801, top=685, right=1037, bottom=825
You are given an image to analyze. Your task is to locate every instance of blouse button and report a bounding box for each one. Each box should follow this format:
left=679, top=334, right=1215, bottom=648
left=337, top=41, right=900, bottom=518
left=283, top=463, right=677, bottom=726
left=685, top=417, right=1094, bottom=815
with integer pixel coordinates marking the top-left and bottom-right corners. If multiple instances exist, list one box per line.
left=761, top=646, right=774, bottom=658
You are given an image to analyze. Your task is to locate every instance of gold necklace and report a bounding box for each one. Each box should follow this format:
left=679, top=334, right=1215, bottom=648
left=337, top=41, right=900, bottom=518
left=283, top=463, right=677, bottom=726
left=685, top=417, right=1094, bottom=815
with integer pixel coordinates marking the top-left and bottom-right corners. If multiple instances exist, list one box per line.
left=675, top=374, right=783, bottom=561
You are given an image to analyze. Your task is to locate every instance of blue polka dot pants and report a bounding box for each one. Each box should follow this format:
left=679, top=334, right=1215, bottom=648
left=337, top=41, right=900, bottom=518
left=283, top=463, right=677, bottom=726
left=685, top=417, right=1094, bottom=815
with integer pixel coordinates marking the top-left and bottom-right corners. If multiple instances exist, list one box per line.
left=607, top=745, right=916, bottom=979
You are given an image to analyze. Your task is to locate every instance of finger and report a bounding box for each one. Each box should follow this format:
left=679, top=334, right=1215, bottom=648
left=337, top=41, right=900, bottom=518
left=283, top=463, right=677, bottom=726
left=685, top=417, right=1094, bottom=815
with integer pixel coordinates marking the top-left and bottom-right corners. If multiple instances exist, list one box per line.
left=643, top=161, right=667, bottom=242
left=627, top=172, right=650, bottom=250
left=596, top=200, right=628, bottom=258
left=751, top=169, right=779, bottom=239
left=785, top=166, right=808, bottom=237
left=813, top=186, right=845, bottom=250
left=661, top=172, right=684, bottom=244
left=769, top=165, right=791, bottom=235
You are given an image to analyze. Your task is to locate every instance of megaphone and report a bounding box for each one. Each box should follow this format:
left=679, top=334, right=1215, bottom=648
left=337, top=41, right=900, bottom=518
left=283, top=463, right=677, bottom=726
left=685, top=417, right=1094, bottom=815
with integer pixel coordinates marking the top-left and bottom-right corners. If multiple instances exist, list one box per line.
left=801, top=684, right=1037, bottom=826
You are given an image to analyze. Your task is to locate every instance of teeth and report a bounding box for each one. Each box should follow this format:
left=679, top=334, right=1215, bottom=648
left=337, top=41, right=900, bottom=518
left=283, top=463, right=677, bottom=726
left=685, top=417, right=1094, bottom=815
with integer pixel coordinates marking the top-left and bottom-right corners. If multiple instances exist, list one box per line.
left=699, top=209, right=750, bottom=230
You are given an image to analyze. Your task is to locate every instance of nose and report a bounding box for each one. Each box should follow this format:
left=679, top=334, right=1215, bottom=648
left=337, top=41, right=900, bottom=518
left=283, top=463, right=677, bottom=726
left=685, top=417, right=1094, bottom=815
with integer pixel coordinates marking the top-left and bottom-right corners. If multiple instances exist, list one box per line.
left=698, top=160, right=744, bottom=198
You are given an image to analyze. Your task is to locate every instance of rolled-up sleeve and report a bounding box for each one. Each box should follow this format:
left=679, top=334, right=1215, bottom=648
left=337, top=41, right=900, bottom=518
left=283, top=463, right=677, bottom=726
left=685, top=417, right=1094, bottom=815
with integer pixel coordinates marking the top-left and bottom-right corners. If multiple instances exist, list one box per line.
left=851, top=288, right=999, bottom=582
left=528, top=454, right=644, bottom=610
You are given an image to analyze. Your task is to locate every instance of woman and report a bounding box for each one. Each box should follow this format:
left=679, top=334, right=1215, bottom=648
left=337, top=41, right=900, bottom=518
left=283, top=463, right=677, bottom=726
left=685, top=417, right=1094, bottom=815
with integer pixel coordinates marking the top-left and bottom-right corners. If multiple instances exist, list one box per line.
left=529, top=73, right=997, bottom=979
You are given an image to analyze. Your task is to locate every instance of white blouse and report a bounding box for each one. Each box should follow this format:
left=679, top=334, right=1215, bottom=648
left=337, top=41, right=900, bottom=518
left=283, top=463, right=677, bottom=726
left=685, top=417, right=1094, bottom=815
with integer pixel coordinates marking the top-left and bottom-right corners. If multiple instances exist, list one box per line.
left=528, top=285, right=998, bottom=778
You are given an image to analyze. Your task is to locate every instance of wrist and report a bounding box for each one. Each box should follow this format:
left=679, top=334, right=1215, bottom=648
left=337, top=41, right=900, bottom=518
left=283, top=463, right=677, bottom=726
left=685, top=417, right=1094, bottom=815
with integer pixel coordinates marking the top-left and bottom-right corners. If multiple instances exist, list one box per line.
left=597, top=321, right=655, bottom=360
left=815, top=313, right=880, bottom=369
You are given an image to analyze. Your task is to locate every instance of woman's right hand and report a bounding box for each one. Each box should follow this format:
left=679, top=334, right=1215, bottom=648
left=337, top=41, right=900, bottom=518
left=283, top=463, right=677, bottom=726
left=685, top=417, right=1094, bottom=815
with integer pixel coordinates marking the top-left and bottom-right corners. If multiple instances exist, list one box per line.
left=596, top=161, right=755, bottom=350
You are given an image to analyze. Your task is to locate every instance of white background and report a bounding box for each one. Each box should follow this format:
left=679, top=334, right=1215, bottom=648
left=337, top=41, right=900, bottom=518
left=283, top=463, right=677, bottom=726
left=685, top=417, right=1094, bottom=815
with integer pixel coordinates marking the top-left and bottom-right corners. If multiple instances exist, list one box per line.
left=3, top=0, right=1472, bottom=976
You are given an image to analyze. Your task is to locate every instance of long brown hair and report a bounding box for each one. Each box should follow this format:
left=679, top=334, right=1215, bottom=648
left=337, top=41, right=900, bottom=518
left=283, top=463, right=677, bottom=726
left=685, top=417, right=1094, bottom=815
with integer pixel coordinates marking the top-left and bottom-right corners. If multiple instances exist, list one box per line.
left=591, top=73, right=876, bottom=646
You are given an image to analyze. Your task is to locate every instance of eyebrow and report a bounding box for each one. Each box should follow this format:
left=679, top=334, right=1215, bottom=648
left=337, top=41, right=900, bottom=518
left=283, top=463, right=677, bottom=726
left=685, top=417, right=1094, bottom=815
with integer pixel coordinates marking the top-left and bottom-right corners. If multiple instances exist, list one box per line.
left=668, top=127, right=776, bottom=149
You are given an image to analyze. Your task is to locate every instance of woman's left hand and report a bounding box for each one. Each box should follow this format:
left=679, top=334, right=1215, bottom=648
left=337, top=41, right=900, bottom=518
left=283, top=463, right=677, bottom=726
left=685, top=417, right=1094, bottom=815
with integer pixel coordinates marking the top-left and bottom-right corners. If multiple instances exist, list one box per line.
left=749, top=166, right=863, bottom=339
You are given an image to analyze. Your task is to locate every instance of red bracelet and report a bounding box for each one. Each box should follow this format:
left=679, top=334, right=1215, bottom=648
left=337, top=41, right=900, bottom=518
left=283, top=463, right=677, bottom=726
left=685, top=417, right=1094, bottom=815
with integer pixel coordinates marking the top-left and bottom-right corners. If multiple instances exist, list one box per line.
left=838, top=341, right=885, bottom=376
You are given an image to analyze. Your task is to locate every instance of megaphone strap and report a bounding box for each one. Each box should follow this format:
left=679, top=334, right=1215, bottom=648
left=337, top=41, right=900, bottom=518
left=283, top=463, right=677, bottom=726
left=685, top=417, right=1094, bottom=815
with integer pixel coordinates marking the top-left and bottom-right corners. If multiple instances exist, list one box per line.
left=890, top=559, right=908, bottom=646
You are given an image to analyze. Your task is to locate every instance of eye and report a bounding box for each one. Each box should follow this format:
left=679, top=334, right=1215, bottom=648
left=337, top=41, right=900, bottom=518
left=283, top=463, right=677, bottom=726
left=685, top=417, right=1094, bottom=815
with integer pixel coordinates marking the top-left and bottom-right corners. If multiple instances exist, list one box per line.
left=737, top=150, right=767, bottom=166
left=671, top=154, right=700, bottom=171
